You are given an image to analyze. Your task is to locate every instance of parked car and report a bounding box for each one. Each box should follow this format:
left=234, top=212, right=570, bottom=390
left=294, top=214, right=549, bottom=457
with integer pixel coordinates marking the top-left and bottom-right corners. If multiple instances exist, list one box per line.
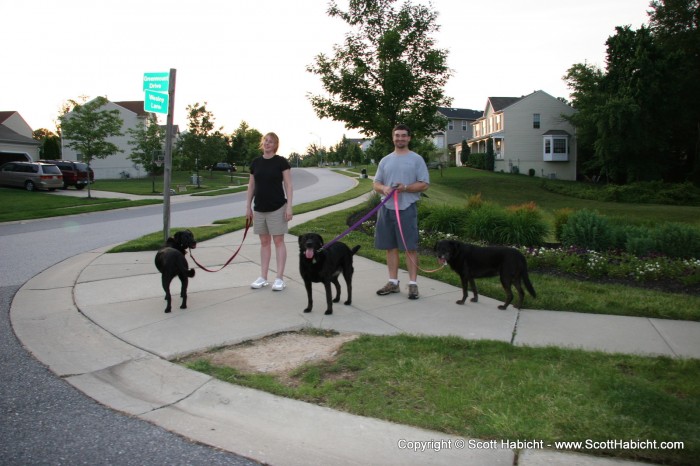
left=39, top=159, right=94, bottom=190
left=211, top=162, right=236, bottom=172
left=0, top=161, right=63, bottom=191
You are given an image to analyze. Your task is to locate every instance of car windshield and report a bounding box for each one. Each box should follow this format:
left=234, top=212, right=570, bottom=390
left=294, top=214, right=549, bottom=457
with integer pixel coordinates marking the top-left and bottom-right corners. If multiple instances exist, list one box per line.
left=42, top=165, right=62, bottom=175
left=75, top=163, right=89, bottom=171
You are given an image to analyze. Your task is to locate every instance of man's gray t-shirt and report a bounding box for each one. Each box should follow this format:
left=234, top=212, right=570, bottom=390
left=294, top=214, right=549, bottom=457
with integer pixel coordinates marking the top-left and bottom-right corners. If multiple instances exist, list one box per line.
left=374, top=151, right=430, bottom=210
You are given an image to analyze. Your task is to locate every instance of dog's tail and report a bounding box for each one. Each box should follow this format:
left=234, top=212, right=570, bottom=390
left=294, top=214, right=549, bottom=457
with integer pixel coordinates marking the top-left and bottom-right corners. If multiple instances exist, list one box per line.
left=188, top=268, right=196, bottom=278
left=351, top=245, right=361, bottom=255
left=522, top=270, right=536, bottom=298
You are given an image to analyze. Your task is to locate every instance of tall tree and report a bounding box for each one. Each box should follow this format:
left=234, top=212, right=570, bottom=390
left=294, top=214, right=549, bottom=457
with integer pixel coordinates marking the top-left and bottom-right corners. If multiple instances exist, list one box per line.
left=127, top=113, right=166, bottom=176
left=229, top=121, right=263, bottom=168
left=60, top=96, right=123, bottom=198
left=177, top=102, right=226, bottom=174
left=307, top=0, right=452, bottom=147
left=649, top=0, right=700, bottom=182
left=33, top=128, right=61, bottom=159
left=565, top=0, right=700, bottom=184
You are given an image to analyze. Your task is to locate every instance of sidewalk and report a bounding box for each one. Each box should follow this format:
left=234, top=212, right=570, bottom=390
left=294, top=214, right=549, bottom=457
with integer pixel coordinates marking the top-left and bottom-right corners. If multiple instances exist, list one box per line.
left=10, top=197, right=699, bottom=466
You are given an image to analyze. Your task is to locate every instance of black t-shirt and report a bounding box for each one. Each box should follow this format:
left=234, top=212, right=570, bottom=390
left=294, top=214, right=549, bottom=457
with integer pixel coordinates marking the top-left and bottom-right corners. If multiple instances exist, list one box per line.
left=250, top=155, right=291, bottom=212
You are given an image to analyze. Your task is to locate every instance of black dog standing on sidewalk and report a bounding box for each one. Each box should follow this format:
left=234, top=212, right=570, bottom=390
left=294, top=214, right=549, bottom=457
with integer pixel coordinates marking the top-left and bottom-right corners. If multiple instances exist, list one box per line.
left=435, top=239, right=536, bottom=310
left=299, top=233, right=361, bottom=315
left=155, top=230, right=197, bottom=313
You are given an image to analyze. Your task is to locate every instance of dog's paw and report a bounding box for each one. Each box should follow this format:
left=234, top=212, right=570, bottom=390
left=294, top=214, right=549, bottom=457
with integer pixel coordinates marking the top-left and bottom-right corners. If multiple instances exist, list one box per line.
left=180, top=304, right=187, bottom=309
left=456, top=299, right=466, bottom=305
left=344, top=299, right=351, bottom=305
left=164, top=308, right=171, bottom=313
left=303, top=308, right=312, bottom=313
left=332, top=297, right=340, bottom=303
left=498, top=304, right=508, bottom=310
left=324, top=309, right=333, bottom=315
left=470, top=297, right=478, bottom=302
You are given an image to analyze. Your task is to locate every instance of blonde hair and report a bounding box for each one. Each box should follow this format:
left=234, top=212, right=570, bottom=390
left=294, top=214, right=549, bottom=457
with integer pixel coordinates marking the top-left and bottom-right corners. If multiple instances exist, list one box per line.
left=260, top=132, right=280, bottom=153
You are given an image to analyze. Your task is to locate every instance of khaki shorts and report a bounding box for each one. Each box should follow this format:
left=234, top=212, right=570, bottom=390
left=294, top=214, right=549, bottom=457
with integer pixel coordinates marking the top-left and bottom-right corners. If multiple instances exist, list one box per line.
left=253, top=204, right=288, bottom=235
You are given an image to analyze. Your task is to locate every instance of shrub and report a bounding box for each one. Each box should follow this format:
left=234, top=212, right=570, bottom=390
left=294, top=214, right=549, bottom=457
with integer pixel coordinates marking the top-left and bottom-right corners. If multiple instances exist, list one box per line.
left=468, top=153, right=487, bottom=170
left=560, top=209, right=615, bottom=251
left=419, top=205, right=468, bottom=235
left=553, top=208, right=573, bottom=242
left=465, top=193, right=484, bottom=209
left=528, top=168, right=535, bottom=177
left=462, top=203, right=509, bottom=244
left=501, top=202, right=548, bottom=247
left=651, top=223, right=700, bottom=259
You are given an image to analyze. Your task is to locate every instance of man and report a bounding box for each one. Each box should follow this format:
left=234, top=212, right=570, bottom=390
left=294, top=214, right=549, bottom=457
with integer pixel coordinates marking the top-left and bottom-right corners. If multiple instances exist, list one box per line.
left=372, top=124, right=430, bottom=300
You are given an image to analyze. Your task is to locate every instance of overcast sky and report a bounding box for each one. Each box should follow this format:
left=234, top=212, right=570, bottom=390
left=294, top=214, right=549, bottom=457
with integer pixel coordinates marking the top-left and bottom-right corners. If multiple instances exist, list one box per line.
left=3, top=0, right=651, bottom=156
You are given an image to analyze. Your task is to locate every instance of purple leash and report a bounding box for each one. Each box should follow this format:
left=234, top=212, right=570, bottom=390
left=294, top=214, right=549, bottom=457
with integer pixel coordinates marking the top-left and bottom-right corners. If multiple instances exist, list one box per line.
left=320, top=188, right=398, bottom=251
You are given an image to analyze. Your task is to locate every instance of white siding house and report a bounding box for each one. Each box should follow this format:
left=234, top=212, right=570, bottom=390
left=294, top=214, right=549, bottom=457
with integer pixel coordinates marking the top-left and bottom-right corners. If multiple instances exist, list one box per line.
left=433, top=107, right=483, bottom=166
left=0, top=111, right=41, bottom=163
left=469, top=90, right=577, bottom=180
left=61, top=100, right=149, bottom=179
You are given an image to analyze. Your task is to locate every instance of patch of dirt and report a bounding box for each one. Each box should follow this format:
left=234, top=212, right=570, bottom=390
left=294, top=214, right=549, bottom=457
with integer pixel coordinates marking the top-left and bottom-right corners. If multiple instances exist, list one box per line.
left=192, top=331, right=359, bottom=380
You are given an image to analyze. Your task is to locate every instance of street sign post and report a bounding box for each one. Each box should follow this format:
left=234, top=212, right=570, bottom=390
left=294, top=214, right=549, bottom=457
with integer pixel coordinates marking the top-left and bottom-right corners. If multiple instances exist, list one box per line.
left=142, top=69, right=177, bottom=241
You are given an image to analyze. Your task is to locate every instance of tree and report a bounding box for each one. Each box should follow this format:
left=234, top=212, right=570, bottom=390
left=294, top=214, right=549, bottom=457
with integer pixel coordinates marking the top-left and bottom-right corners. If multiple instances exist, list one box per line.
left=460, top=138, right=470, bottom=166
left=229, top=121, right=263, bottom=168
left=33, top=128, right=61, bottom=159
left=307, top=0, right=452, bottom=147
left=127, top=113, right=165, bottom=177
left=565, top=0, right=700, bottom=184
left=176, top=103, right=227, bottom=179
left=486, top=138, right=494, bottom=172
left=60, top=96, right=123, bottom=198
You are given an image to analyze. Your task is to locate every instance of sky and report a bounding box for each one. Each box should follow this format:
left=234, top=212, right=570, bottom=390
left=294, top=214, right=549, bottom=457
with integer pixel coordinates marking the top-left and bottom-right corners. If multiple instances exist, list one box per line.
left=3, top=0, right=651, bottom=156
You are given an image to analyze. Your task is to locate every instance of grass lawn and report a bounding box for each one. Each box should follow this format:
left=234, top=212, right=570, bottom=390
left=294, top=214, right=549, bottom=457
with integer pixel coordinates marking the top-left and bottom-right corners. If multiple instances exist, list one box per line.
left=94, top=170, right=249, bottom=196
left=0, top=187, right=160, bottom=222
left=186, top=334, right=699, bottom=465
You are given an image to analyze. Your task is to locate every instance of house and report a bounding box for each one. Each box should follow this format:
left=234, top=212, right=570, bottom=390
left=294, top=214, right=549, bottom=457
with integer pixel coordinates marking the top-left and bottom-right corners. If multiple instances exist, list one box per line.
left=0, top=111, right=41, bottom=164
left=61, top=99, right=149, bottom=179
left=432, top=107, right=483, bottom=165
left=466, top=90, right=577, bottom=180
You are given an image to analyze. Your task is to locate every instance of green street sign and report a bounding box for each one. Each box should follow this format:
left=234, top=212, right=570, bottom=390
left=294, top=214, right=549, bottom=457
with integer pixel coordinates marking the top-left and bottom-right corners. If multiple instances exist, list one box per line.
left=144, top=89, right=169, bottom=114
left=143, top=72, right=169, bottom=92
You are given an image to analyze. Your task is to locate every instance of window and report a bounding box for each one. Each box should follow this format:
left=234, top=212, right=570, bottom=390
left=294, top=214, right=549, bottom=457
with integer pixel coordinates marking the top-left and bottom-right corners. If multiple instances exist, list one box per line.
left=462, top=120, right=467, bottom=131
left=448, top=120, right=454, bottom=130
left=533, top=113, right=540, bottom=129
left=553, top=139, right=566, bottom=153
left=543, top=135, right=569, bottom=161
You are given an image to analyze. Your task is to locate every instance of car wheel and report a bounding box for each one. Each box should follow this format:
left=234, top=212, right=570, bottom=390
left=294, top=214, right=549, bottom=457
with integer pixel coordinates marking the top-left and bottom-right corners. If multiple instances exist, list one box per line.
left=76, top=185, right=85, bottom=190
left=25, top=181, right=36, bottom=191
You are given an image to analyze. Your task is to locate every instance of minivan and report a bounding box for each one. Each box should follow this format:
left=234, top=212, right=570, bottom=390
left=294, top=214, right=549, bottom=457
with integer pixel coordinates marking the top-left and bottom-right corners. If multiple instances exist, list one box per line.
left=0, top=161, right=63, bottom=191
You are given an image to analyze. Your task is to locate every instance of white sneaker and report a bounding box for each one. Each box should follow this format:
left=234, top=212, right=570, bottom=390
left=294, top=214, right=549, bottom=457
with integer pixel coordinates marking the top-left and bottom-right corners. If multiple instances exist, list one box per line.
left=272, top=278, right=286, bottom=291
left=250, top=277, right=269, bottom=289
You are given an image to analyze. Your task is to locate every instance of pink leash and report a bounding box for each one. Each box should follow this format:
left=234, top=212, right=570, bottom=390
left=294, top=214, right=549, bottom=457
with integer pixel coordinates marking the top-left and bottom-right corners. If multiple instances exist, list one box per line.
left=393, top=190, right=445, bottom=273
left=189, top=218, right=252, bottom=272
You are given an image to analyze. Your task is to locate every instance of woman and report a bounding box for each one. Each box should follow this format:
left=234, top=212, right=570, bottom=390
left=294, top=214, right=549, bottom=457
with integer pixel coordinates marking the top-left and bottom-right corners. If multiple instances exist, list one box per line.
left=245, top=132, right=293, bottom=291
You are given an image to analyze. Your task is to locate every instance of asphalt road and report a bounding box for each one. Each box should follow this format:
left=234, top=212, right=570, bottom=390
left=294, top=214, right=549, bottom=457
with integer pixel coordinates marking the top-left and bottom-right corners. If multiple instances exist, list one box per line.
left=0, top=168, right=356, bottom=465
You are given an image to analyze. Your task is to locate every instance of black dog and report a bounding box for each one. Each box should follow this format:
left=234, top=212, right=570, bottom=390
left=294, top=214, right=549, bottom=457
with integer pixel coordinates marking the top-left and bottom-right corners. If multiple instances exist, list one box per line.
left=435, top=239, right=536, bottom=310
left=299, top=233, right=361, bottom=315
left=154, top=229, right=197, bottom=313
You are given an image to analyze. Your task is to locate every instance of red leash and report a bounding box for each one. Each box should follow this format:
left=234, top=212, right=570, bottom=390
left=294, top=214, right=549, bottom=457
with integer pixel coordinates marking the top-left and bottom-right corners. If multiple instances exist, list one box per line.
left=393, top=190, right=445, bottom=273
left=189, top=218, right=252, bottom=272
